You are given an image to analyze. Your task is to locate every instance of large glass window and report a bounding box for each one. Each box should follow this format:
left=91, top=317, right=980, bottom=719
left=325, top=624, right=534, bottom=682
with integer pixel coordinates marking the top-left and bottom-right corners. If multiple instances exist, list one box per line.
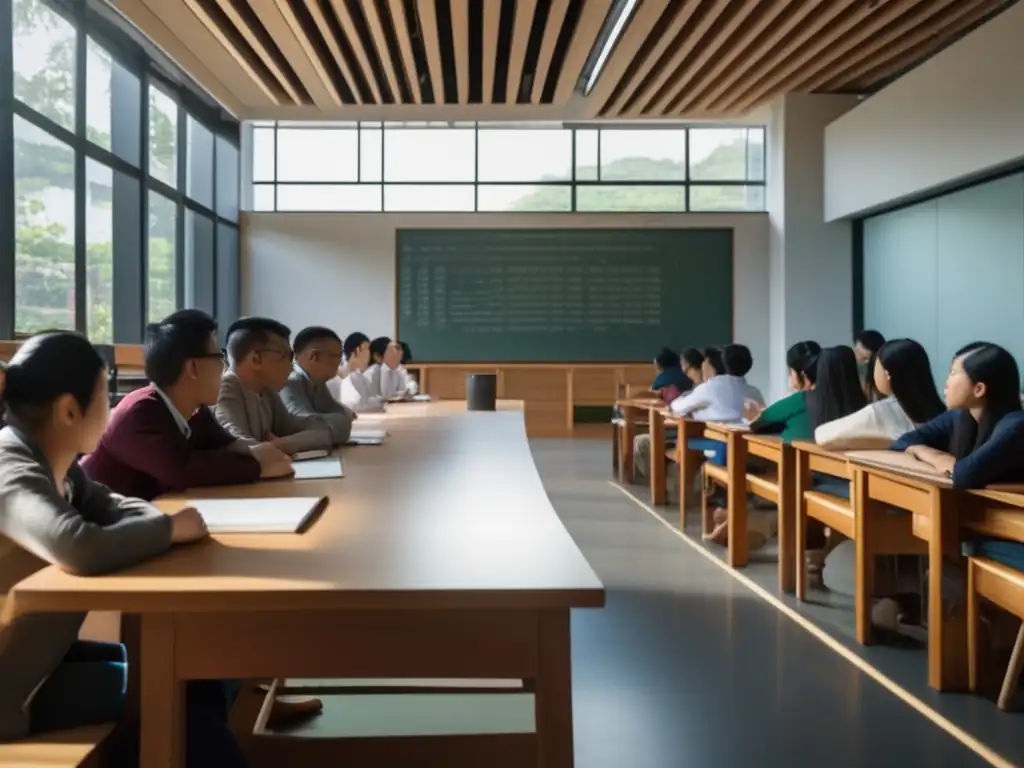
left=86, top=160, right=114, bottom=342
left=252, top=122, right=767, bottom=213
left=14, top=116, right=76, bottom=333
left=187, top=115, right=214, bottom=209
left=147, top=191, right=177, bottom=323
left=383, top=128, right=475, bottom=182
left=149, top=85, right=178, bottom=187
left=2, top=0, right=241, bottom=343
left=13, top=0, right=76, bottom=131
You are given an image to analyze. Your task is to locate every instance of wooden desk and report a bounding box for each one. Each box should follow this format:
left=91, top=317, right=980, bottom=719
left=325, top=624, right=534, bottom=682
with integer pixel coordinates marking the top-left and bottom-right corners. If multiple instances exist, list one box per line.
left=6, top=401, right=605, bottom=768
left=615, top=398, right=663, bottom=502
left=844, top=456, right=963, bottom=691
left=663, top=418, right=708, bottom=527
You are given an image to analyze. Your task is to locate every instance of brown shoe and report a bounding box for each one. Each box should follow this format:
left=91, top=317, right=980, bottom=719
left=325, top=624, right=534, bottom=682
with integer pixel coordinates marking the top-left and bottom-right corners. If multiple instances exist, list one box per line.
left=265, top=695, right=324, bottom=730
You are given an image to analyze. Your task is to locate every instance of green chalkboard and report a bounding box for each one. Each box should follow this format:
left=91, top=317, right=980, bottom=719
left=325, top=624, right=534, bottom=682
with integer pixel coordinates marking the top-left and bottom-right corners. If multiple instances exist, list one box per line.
left=396, top=228, right=733, bottom=362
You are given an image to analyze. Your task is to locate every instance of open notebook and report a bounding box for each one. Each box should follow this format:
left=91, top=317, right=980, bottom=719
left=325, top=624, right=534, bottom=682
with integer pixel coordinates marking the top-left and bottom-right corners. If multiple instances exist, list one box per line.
left=189, top=496, right=327, bottom=533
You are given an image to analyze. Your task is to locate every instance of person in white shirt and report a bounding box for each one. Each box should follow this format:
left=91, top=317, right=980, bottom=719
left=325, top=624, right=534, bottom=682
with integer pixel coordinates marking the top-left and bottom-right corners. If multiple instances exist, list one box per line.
left=328, top=333, right=385, bottom=413
left=669, top=346, right=763, bottom=422
left=366, top=337, right=419, bottom=400
left=815, top=338, right=945, bottom=449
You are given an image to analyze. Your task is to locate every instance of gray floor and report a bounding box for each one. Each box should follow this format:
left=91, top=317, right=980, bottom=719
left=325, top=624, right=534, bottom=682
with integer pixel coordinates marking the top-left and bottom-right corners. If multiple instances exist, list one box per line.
left=286, top=438, right=1018, bottom=766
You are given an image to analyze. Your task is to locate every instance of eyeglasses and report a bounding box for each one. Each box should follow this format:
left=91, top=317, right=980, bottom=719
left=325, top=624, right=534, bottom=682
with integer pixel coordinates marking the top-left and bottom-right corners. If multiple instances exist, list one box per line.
left=195, top=349, right=227, bottom=363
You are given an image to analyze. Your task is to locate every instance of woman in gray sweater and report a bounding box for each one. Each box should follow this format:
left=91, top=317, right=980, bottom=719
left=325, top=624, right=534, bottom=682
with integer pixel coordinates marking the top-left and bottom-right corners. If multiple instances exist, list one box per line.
left=0, top=332, right=244, bottom=767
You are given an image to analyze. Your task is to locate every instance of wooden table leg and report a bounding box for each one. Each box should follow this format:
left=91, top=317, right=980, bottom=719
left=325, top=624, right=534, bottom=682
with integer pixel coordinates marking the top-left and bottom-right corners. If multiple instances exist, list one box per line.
left=535, top=611, right=574, bottom=768
left=726, top=431, right=748, bottom=568
left=649, top=409, right=666, bottom=506
left=620, top=408, right=636, bottom=484
left=794, top=450, right=809, bottom=601
left=140, top=614, right=185, bottom=768
left=928, top=489, right=968, bottom=692
left=853, top=469, right=875, bottom=645
left=776, top=446, right=795, bottom=593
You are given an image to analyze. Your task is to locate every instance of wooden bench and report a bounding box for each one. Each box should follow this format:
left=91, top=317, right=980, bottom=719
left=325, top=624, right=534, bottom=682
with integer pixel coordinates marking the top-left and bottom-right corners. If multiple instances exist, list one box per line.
left=967, top=556, right=1024, bottom=711
left=743, top=435, right=796, bottom=592
left=0, top=724, right=114, bottom=767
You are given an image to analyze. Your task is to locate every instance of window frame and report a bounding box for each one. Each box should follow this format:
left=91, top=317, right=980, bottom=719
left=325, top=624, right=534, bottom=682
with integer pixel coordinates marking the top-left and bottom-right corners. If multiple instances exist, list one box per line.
left=249, top=121, right=767, bottom=215
left=0, top=0, right=242, bottom=342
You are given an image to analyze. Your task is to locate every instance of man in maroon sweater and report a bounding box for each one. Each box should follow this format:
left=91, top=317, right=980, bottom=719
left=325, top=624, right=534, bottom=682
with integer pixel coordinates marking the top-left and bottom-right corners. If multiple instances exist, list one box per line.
left=80, top=310, right=321, bottom=728
left=82, top=310, right=292, bottom=497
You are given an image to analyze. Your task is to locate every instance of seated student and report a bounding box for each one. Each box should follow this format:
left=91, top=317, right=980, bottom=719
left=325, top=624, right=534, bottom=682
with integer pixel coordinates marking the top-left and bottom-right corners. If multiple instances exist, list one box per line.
left=367, top=337, right=418, bottom=400
left=745, top=340, right=821, bottom=441
left=815, top=338, right=945, bottom=450
left=803, top=345, right=868, bottom=578
left=281, top=326, right=355, bottom=444
left=651, top=347, right=692, bottom=404
left=80, top=312, right=318, bottom=728
left=0, top=332, right=247, bottom=767
left=669, top=346, right=749, bottom=422
left=330, top=332, right=385, bottom=413
left=631, top=348, right=693, bottom=483
left=680, top=347, right=706, bottom=387
left=891, top=342, right=1024, bottom=488
left=722, top=343, right=764, bottom=406
left=82, top=310, right=293, bottom=499
left=853, top=329, right=886, bottom=401
left=216, top=318, right=334, bottom=454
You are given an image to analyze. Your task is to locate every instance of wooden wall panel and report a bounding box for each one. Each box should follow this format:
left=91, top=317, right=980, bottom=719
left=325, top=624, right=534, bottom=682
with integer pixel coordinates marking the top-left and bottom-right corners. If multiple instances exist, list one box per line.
left=501, top=368, right=570, bottom=437
left=572, top=367, right=617, bottom=405
left=422, top=367, right=499, bottom=401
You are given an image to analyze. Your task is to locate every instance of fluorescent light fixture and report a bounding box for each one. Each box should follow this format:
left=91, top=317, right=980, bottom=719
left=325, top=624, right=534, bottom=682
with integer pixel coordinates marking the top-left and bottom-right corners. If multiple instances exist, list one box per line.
left=583, top=0, right=639, bottom=96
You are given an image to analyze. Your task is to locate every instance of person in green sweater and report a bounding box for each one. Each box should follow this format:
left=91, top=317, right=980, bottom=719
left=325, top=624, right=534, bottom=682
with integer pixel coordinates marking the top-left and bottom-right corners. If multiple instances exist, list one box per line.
left=744, top=341, right=820, bottom=441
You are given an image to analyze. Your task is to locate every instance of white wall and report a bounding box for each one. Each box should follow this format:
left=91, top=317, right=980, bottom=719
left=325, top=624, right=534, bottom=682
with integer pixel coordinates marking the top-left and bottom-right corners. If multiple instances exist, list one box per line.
left=242, top=212, right=772, bottom=394
left=824, top=3, right=1024, bottom=220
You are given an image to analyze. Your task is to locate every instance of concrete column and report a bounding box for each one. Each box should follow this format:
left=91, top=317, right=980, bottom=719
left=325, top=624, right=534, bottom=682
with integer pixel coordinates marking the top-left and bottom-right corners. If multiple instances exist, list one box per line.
left=766, top=93, right=860, bottom=401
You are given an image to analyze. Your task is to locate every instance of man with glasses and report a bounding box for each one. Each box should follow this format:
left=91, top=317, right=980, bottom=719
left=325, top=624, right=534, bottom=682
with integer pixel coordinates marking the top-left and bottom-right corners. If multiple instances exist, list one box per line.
left=215, top=317, right=334, bottom=455
left=81, top=309, right=324, bottom=731
left=81, top=309, right=293, bottom=499
left=280, top=326, right=354, bottom=444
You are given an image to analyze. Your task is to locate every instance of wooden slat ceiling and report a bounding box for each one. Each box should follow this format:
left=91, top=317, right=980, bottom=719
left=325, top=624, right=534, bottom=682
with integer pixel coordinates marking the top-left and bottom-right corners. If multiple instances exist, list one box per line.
left=114, top=0, right=1017, bottom=118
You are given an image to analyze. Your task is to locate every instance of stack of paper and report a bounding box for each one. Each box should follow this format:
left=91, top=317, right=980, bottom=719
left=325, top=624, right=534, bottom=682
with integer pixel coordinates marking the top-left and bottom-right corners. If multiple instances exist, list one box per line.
left=189, top=497, right=326, bottom=533
left=292, top=457, right=344, bottom=480
left=348, top=426, right=387, bottom=446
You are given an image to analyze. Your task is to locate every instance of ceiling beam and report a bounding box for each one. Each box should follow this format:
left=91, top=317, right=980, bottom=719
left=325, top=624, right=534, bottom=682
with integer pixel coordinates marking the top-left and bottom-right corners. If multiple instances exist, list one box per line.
left=328, top=0, right=384, bottom=103
left=660, top=0, right=761, bottom=114
left=212, top=0, right=305, bottom=104
left=600, top=2, right=701, bottom=116
left=532, top=0, right=570, bottom=102
left=720, top=0, right=895, bottom=113
left=305, top=0, right=365, bottom=103
left=553, top=0, right=612, bottom=104
left=450, top=0, right=470, bottom=102
left=629, top=0, right=731, bottom=117
left=506, top=0, right=538, bottom=103
left=687, top=0, right=837, bottom=113
left=482, top=0, right=502, bottom=102
left=259, top=0, right=342, bottom=107
left=812, top=0, right=994, bottom=91
left=181, top=0, right=282, bottom=104
left=417, top=0, right=446, bottom=103
left=363, top=0, right=407, bottom=102
left=386, top=0, right=421, bottom=104
left=581, top=0, right=667, bottom=117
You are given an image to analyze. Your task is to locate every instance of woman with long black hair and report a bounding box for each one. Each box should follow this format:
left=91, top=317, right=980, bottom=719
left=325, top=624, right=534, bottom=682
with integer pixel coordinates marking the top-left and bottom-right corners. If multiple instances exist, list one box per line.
left=892, top=342, right=1024, bottom=488
left=816, top=339, right=945, bottom=449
